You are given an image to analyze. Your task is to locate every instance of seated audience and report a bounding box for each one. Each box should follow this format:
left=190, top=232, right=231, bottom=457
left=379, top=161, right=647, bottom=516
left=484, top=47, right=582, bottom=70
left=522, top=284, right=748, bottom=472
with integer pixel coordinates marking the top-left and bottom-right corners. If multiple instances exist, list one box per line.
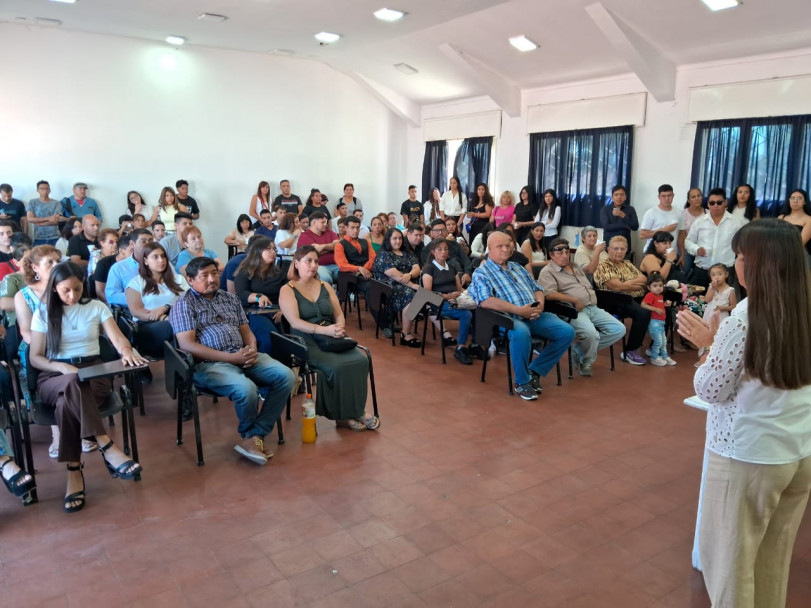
left=574, top=226, right=607, bottom=276
left=254, top=209, right=277, bottom=240
left=170, top=257, right=295, bottom=465
left=27, top=180, right=64, bottom=246
left=125, top=190, right=158, bottom=226
left=371, top=228, right=421, bottom=345
left=297, top=211, right=339, bottom=285
left=520, top=222, right=547, bottom=276
left=367, top=215, right=386, bottom=254
left=88, top=228, right=118, bottom=279
left=0, top=420, right=35, bottom=501
left=159, top=212, right=193, bottom=267
left=67, top=215, right=101, bottom=269
left=496, top=223, right=528, bottom=268
left=426, top=219, right=472, bottom=285
left=0, top=221, right=14, bottom=266
left=221, top=252, right=246, bottom=294
left=639, top=230, right=685, bottom=282
left=225, top=214, right=255, bottom=254
left=353, top=209, right=370, bottom=239
left=105, top=229, right=154, bottom=308
left=176, top=226, right=222, bottom=277
left=151, top=220, right=167, bottom=242
left=593, top=236, right=651, bottom=365
left=421, top=238, right=473, bottom=365
left=335, top=216, right=380, bottom=317
left=0, top=242, right=31, bottom=325
left=234, top=236, right=286, bottom=355
left=468, top=231, right=575, bottom=400
left=404, top=222, right=426, bottom=261
left=95, top=234, right=133, bottom=303
left=331, top=201, right=349, bottom=233
left=56, top=217, right=81, bottom=260
left=125, top=242, right=189, bottom=358
left=118, top=214, right=135, bottom=238
left=538, top=238, right=626, bottom=377
left=470, top=222, right=495, bottom=260
left=278, top=247, right=379, bottom=432
left=274, top=212, right=301, bottom=256
left=30, top=262, right=146, bottom=512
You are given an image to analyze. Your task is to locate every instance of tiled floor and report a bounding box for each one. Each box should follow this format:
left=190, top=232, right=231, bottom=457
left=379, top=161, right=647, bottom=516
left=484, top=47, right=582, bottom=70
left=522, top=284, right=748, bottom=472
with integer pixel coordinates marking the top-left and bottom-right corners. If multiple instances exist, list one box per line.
left=1, top=322, right=809, bottom=607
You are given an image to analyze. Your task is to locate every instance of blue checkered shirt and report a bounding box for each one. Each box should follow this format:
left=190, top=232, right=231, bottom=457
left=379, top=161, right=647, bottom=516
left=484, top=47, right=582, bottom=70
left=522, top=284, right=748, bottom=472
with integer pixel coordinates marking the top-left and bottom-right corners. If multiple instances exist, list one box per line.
left=169, top=288, right=249, bottom=353
left=468, top=258, right=542, bottom=313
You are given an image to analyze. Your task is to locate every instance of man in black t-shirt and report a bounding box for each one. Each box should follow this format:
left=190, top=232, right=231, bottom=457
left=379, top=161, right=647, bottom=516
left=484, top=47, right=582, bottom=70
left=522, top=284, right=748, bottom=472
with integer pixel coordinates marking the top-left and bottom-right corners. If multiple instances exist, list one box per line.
left=176, top=179, right=200, bottom=219
left=0, top=184, right=28, bottom=233
left=273, top=179, right=302, bottom=214
left=67, top=214, right=101, bottom=268
left=94, top=233, right=134, bottom=303
left=0, top=221, right=14, bottom=264
left=400, top=185, right=424, bottom=228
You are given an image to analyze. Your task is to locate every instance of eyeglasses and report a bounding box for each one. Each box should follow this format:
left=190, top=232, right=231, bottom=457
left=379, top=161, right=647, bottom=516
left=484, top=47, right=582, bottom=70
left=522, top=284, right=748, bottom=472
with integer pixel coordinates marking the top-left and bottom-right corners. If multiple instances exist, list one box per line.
left=707, top=200, right=725, bottom=206
left=550, top=246, right=569, bottom=253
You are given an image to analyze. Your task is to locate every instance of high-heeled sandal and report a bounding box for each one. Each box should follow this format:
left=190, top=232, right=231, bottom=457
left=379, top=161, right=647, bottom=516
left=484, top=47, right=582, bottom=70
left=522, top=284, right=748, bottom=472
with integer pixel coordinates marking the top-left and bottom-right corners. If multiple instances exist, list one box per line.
left=64, top=463, right=85, bottom=513
left=399, top=333, right=422, bottom=348
left=98, top=440, right=143, bottom=480
left=0, top=457, right=36, bottom=498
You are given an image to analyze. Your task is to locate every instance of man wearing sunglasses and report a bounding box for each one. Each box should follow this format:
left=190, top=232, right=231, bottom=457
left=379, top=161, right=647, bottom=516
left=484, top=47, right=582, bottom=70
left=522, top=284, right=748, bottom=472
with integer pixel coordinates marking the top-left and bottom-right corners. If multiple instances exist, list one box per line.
left=539, top=239, right=626, bottom=377
left=685, top=188, right=742, bottom=288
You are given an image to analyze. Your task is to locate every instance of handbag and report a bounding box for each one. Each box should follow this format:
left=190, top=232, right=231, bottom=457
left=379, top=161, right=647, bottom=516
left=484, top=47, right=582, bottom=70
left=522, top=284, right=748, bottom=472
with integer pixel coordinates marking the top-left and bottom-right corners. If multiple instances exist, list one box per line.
left=292, top=282, right=358, bottom=352
left=452, top=290, right=478, bottom=310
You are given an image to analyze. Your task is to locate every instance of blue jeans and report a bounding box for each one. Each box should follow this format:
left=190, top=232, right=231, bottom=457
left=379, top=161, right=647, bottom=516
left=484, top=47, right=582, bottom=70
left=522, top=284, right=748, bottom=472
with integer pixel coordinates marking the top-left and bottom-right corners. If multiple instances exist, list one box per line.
left=509, top=313, right=575, bottom=386
left=33, top=238, right=59, bottom=247
left=194, top=353, right=295, bottom=439
left=248, top=313, right=278, bottom=356
left=649, top=319, right=667, bottom=359
left=438, top=307, right=472, bottom=345
left=317, top=264, right=339, bottom=285
left=570, top=305, right=626, bottom=366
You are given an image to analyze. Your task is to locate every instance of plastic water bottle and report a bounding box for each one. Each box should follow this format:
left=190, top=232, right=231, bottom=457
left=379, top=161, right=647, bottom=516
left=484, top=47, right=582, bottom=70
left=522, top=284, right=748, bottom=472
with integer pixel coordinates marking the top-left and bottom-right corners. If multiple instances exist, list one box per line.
left=574, top=233, right=580, bottom=247
left=302, top=393, right=316, bottom=443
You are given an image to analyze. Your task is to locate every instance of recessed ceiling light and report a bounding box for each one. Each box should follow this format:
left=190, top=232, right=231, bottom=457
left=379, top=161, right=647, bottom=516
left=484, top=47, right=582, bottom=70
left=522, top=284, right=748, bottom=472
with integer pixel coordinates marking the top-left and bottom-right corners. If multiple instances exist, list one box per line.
left=35, top=17, right=62, bottom=26
left=166, top=36, right=186, bottom=46
left=50, top=0, right=77, bottom=4
left=198, top=13, right=228, bottom=22
left=700, top=0, right=739, bottom=10
left=394, top=63, right=418, bottom=75
left=269, top=49, right=294, bottom=56
left=509, top=35, right=539, bottom=52
left=314, top=31, right=340, bottom=44
left=374, top=8, right=405, bottom=22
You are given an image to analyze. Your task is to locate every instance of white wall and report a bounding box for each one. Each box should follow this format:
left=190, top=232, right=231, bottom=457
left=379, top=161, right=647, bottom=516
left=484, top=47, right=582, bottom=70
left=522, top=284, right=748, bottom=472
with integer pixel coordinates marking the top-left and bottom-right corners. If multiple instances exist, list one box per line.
left=407, top=47, right=811, bottom=253
left=0, top=24, right=409, bottom=259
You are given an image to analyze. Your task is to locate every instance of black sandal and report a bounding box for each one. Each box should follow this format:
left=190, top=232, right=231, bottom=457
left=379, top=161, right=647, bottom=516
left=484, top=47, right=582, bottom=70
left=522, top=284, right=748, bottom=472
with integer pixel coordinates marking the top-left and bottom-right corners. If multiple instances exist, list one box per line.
left=0, top=457, right=35, bottom=498
left=400, top=333, right=422, bottom=348
left=98, top=440, right=143, bottom=480
left=64, top=463, right=85, bottom=513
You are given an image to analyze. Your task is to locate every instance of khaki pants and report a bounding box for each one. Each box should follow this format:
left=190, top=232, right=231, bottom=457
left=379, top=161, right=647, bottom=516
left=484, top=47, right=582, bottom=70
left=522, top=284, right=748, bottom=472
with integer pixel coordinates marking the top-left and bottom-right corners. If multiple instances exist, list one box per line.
left=700, top=451, right=811, bottom=608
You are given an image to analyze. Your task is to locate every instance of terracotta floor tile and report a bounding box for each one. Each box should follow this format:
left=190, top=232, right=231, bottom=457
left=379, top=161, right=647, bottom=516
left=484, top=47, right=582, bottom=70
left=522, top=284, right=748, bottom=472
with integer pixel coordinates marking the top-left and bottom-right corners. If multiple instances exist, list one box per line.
left=269, top=544, right=324, bottom=577
left=392, top=555, right=453, bottom=593
left=418, top=578, right=483, bottom=607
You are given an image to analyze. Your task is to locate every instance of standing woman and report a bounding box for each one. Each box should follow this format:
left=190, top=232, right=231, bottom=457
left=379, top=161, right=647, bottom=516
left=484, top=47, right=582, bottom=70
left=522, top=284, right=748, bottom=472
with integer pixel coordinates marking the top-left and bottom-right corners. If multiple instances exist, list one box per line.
left=728, top=183, right=760, bottom=223
left=302, top=189, right=331, bottom=220
left=30, top=262, right=147, bottom=512
left=777, top=188, right=811, bottom=266
left=278, top=247, right=379, bottom=432
left=677, top=219, right=811, bottom=607
left=439, top=176, right=467, bottom=226
left=491, top=190, right=516, bottom=228
left=513, top=186, right=539, bottom=245
left=125, top=191, right=158, bottom=226
left=340, top=183, right=362, bottom=214
left=424, top=188, right=441, bottom=224
left=156, top=186, right=188, bottom=235
left=467, top=183, right=494, bottom=248
left=367, top=216, right=386, bottom=254
left=248, top=181, right=272, bottom=223
left=678, top=188, right=706, bottom=274
left=371, top=228, right=421, bottom=347
left=234, top=236, right=286, bottom=356
left=540, top=189, right=562, bottom=252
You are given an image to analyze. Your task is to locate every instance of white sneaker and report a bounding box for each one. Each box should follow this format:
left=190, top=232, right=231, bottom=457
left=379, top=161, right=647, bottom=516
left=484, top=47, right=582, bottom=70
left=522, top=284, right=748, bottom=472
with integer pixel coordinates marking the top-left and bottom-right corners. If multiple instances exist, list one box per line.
left=644, top=348, right=653, bottom=358
left=650, top=358, right=667, bottom=367
left=665, top=357, right=677, bottom=366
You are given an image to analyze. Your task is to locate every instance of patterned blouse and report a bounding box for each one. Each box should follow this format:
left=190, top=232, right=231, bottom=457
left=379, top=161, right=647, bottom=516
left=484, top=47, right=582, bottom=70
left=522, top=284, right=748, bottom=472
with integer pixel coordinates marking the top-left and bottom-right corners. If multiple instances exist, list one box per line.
left=593, top=259, right=645, bottom=298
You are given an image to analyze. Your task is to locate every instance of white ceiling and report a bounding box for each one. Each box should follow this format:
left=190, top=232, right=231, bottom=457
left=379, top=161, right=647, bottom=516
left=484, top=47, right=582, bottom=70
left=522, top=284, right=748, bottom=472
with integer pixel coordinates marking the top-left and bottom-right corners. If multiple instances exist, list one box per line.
left=4, top=0, right=811, bottom=104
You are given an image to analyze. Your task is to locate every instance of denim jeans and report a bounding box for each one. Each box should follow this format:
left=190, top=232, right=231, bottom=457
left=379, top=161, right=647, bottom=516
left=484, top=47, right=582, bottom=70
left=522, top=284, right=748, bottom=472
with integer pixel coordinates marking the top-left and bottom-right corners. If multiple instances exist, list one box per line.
left=194, top=353, right=295, bottom=439
left=33, top=238, right=59, bottom=247
left=508, top=312, right=575, bottom=386
left=317, top=264, right=339, bottom=285
left=248, top=313, right=278, bottom=356
left=649, top=319, right=667, bottom=359
left=438, top=307, right=472, bottom=346
left=570, top=305, right=626, bottom=366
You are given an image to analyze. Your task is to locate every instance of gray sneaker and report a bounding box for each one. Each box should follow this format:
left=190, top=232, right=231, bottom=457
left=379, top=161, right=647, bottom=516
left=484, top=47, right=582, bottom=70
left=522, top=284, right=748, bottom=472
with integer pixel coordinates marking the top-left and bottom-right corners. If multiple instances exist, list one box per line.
left=514, top=383, right=539, bottom=401
left=579, top=364, right=593, bottom=377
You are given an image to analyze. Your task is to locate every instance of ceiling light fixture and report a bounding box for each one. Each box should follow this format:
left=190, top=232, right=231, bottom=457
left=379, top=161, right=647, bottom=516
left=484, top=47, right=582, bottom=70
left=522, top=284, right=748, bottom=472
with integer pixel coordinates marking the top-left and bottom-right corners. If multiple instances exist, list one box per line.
left=394, top=63, right=418, bottom=75
left=50, top=0, right=77, bottom=4
left=198, top=13, right=228, bottom=22
left=374, top=8, right=405, bottom=22
left=700, top=0, right=739, bottom=10
left=509, top=35, right=539, bottom=52
left=314, top=31, right=340, bottom=44
left=35, top=17, right=62, bottom=26
left=166, top=35, right=186, bottom=46
left=269, top=49, right=294, bottom=56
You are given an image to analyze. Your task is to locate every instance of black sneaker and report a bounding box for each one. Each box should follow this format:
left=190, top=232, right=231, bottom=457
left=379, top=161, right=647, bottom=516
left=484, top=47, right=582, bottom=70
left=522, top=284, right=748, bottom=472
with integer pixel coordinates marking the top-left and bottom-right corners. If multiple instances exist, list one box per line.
left=530, top=372, right=543, bottom=394
left=454, top=347, right=472, bottom=365
left=468, top=344, right=487, bottom=360
left=140, top=367, right=153, bottom=385
left=514, top=383, right=539, bottom=401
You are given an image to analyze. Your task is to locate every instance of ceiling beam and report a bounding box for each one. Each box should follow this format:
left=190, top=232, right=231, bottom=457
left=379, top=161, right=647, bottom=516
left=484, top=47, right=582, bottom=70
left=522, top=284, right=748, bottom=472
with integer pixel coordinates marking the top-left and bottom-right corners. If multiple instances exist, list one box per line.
left=438, top=43, right=521, bottom=117
left=585, top=2, right=676, bottom=102
left=327, top=64, right=421, bottom=127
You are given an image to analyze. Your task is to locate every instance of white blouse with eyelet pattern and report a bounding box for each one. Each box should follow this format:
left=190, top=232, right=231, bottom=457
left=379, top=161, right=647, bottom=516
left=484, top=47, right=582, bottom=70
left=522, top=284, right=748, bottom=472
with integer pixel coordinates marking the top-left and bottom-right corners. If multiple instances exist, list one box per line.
left=694, top=298, right=811, bottom=464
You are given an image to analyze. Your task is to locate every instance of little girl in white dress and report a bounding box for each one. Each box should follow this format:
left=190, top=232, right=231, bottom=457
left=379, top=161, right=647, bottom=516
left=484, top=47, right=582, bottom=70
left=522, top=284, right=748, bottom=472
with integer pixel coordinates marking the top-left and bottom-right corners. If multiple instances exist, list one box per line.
left=697, top=263, right=737, bottom=363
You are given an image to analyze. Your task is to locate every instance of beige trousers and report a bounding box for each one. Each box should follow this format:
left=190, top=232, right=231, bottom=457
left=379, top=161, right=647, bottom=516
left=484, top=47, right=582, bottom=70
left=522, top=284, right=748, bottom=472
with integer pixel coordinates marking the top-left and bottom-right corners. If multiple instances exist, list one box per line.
left=700, top=451, right=811, bottom=608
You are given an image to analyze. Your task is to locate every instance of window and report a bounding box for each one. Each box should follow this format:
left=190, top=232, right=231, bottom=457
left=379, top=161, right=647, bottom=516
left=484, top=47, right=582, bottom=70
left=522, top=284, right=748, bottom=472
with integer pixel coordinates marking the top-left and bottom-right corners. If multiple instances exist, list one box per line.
left=528, top=126, right=634, bottom=227
left=691, top=115, right=811, bottom=216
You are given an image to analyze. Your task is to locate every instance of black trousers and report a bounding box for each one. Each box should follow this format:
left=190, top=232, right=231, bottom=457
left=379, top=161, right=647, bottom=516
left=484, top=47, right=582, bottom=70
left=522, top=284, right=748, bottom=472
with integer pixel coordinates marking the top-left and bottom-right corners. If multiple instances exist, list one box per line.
left=613, top=297, right=651, bottom=353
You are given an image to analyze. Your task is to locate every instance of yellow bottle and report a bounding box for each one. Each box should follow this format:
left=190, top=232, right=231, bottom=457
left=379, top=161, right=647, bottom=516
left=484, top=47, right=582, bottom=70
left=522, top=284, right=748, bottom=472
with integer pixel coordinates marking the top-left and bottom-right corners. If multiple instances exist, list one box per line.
left=302, top=393, right=316, bottom=443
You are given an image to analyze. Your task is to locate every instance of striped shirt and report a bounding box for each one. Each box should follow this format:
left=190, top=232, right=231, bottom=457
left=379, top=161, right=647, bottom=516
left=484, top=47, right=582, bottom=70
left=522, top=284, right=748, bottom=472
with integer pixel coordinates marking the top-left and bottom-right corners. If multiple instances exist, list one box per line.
left=169, top=288, right=248, bottom=353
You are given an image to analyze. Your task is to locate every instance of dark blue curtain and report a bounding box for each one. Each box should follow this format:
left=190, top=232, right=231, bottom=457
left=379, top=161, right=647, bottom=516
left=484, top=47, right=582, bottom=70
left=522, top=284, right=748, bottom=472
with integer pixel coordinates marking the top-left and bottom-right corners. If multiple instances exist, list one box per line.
left=528, top=126, right=634, bottom=227
left=421, top=140, right=447, bottom=203
left=691, top=115, right=811, bottom=217
left=454, top=136, right=493, bottom=202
